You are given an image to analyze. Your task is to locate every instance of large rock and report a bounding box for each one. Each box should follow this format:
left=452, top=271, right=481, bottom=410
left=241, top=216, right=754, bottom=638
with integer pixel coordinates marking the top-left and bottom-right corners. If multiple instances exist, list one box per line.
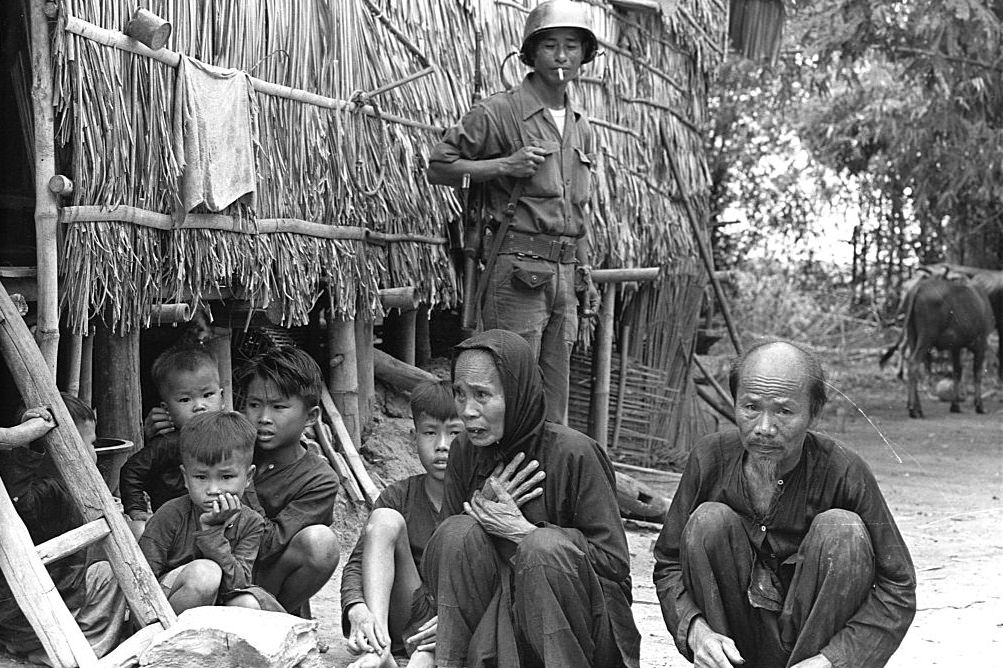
left=140, top=606, right=319, bottom=668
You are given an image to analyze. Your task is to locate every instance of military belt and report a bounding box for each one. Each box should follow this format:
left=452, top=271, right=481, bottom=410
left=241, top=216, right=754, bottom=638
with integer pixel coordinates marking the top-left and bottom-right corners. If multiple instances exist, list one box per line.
left=496, top=231, right=579, bottom=264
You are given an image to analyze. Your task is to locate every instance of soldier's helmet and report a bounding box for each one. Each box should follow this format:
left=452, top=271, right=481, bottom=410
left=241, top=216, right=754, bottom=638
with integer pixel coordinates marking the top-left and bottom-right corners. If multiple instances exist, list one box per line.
left=519, top=0, right=598, bottom=66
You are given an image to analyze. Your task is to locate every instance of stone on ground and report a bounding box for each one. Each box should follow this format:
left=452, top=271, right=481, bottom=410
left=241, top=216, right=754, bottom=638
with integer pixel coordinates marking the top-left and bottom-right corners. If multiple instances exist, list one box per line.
left=139, top=606, right=319, bottom=667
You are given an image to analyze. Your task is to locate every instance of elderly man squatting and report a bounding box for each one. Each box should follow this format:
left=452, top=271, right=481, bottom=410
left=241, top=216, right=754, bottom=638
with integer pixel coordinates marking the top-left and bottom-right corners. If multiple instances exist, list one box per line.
left=653, top=340, right=916, bottom=668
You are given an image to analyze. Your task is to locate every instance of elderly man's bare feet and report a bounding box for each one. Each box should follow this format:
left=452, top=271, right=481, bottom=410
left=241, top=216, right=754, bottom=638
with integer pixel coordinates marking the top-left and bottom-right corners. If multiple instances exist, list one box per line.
left=346, top=650, right=395, bottom=668
left=405, top=650, right=435, bottom=668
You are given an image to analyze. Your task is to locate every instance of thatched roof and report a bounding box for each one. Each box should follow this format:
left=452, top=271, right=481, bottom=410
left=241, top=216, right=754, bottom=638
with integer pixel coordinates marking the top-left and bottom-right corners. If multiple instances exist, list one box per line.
left=52, top=0, right=725, bottom=334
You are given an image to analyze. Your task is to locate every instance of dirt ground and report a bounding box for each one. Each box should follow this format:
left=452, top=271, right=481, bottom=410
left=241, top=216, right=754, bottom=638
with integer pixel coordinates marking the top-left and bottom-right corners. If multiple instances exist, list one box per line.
left=2, top=357, right=1001, bottom=667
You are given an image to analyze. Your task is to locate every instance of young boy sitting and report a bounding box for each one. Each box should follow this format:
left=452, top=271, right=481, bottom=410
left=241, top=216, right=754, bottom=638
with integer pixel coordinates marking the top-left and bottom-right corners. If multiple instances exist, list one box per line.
left=139, top=410, right=282, bottom=614
left=340, top=380, right=463, bottom=668
left=121, top=344, right=224, bottom=535
left=238, top=345, right=340, bottom=613
left=0, top=400, right=127, bottom=662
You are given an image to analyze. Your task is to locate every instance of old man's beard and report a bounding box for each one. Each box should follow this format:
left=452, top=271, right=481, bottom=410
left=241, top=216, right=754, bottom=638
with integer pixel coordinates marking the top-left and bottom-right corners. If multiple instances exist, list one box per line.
left=747, top=452, right=780, bottom=483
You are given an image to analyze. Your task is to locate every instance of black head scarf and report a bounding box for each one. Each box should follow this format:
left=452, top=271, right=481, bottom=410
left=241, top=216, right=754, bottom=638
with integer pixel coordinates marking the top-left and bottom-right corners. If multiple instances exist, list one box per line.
left=453, top=329, right=548, bottom=458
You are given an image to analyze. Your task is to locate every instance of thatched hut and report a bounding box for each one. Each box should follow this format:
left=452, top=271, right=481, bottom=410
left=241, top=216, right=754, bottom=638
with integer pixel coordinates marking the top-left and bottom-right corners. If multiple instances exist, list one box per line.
left=2, top=0, right=728, bottom=468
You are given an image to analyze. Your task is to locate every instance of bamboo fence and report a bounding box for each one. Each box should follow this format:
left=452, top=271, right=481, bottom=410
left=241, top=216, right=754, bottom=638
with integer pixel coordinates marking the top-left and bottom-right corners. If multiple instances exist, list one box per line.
left=48, top=0, right=725, bottom=341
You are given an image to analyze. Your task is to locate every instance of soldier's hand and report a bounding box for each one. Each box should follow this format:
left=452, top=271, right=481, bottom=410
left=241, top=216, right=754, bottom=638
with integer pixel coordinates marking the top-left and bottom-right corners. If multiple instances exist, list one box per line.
left=504, top=146, right=549, bottom=178
left=582, top=281, right=601, bottom=318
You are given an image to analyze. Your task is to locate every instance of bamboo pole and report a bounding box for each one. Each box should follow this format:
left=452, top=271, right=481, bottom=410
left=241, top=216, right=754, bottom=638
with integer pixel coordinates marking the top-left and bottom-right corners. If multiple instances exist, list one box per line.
left=64, top=332, right=82, bottom=396
left=319, top=387, right=380, bottom=505
left=589, top=285, right=617, bottom=449
left=383, top=310, right=417, bottom=367
left=415, top=304, right=431, bottom=368
left=60, top=206, right=446, bottom=245
left=355, top=304, right=374, bottom=432
left=328, top=312, right=361, bottom=448
left=79, top=330, right=93, bottom=405
left=591, top=267, right=661, bottom=284
left=373, top=347, right=437, bottom=393
left=611, top=324, right=631, bottom=450
left=692, top=355, right=733, bottom=410
left=0, top=283, right=177, bottom=633
left=62, top=17, right=443, bottom=134
left=379, top=287, right=420, bottom=311
left=151, top=303, right=191, bottom=325
left=662, top=128, right=742, bottom=354
left=208, top=326, right=234, bottom=411
left=29, top=0, right=60, bottom=377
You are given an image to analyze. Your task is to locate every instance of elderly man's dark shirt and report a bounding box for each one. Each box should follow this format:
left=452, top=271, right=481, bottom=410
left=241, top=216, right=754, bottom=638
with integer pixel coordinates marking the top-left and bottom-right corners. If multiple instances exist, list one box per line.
left=653, top=429, right=915, bottom=667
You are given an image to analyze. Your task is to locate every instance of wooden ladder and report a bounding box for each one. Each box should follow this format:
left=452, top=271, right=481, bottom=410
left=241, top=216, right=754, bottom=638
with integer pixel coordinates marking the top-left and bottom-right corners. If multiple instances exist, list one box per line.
left=0, top=282, right=176, bottom=667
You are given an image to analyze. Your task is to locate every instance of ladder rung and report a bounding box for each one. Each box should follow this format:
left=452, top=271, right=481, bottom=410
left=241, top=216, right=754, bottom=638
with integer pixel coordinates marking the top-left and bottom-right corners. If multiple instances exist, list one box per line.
left=36, top=518, right=111, bottom=566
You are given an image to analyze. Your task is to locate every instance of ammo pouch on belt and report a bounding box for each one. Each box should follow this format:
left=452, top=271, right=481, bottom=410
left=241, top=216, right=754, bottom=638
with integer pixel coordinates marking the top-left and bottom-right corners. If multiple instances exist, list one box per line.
left=511, top=261, right=554, bottom=290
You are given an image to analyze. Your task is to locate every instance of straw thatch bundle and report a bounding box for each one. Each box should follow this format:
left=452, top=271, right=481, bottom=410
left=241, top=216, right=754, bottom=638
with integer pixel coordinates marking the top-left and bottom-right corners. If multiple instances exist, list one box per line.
left=51, top=0, right=724, bottom=336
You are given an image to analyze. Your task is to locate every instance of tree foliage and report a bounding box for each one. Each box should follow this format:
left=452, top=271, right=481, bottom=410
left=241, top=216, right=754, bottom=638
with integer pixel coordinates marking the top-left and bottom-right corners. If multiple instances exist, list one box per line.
left=707, top=0, right=1003, bottom=317
left=791, top=0, right=1003, bottom=269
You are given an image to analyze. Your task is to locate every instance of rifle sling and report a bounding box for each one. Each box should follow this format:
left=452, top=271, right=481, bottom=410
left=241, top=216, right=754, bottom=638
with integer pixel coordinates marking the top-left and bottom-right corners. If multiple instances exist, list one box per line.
left=473, top=180, right=527, bottom=310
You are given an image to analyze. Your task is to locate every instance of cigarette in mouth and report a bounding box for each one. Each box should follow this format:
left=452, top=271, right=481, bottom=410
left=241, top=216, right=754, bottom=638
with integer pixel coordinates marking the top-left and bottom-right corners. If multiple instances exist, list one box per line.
left=557, top=68, right=564, bottom=81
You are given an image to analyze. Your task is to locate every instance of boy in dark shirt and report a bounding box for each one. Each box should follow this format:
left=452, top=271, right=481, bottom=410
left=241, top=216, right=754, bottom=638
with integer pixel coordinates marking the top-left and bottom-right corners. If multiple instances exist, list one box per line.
left=238, top=346, right=340, bottom=613
left=139, top=411, right=281, bottom=613
left=340, top=380, right=464, bottom=668
left=120, top=344, right=224, bottom=537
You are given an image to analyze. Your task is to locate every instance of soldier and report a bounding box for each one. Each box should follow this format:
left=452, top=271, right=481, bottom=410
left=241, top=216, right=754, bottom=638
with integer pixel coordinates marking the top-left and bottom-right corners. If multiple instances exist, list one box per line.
left=427, top=0, right=601, bottom=424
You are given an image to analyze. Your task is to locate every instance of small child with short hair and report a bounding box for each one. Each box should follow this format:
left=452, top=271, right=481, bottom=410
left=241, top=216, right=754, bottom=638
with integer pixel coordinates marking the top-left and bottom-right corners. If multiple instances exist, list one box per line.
left=120, top=344, right=224, bottom=534
left=340, top=380, right=464, bottom=668
left=139, top=411, right=281, bottom=614
left=237, top=345, right=340, bottom=613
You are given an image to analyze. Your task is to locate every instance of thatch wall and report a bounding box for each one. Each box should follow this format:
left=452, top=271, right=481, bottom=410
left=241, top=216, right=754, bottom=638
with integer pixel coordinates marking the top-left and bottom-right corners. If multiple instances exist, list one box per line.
left=51, top=0, right=724, bottom=335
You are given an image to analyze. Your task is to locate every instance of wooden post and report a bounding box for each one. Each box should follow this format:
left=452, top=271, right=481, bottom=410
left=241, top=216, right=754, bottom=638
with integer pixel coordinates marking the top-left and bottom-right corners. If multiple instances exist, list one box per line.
left=383, top=309, right=417, bottom=366
left=208, top=326, right=233, bottom=411
left=355, top=303, right=374, bottom=433
left=79, top=330, right=94, bottom=406
left=373, top=347, right=438, bottom=393
left=380, top=287, right=419, bottom=367
left=328, top=311, right=361, bottom=447
left=0, top=480, right=98, bottom=668
left=589, top=284, right=616, bottom=449
left=0, top=284, right=176, bottom=634
left=93, top=322, right=144, bottom=458
left=28, top=0, right=60, bottom=376
left=63, top=332, right=83, bottom=396
left=415, top=303, right=431, bottom=367
left=611, top=323, right=631, bottom=451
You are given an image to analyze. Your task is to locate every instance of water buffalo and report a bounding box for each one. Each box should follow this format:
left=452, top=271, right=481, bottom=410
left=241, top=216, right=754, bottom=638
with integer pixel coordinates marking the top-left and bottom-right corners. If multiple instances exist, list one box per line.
left=919, top=263, right=1003, bottom=380
left=880, top=275, right=993, bottom=417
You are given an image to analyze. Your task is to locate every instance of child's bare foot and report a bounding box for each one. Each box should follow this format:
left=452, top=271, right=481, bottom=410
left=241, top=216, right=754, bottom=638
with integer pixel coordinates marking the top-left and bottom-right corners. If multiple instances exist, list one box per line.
left=406, top=650, right=435, bottom=668
left=347, top=650, right=395, bottom=668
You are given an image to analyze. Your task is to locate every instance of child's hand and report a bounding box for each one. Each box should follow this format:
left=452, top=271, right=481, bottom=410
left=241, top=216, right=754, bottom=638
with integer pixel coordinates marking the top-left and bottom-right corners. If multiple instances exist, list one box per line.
left=199, top=492, right=242, bottom=528
left=346, top=602, right=388, bottom=656
left=405, top=615, right=437, bottom=653
left=144, top=407, right=174, bottom=441
left=1, top=406, right=57, bottom=450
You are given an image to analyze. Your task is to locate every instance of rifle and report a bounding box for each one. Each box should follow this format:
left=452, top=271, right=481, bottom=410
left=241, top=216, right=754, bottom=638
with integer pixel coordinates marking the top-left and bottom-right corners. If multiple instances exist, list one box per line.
left=460, top=26, right=485, bottom=332
left=460, top=173, right=480, bottom=331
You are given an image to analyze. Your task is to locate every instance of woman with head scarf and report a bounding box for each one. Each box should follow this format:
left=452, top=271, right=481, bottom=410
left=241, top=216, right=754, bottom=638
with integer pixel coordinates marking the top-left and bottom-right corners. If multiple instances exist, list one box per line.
left=420, top=329, right=640, bottom=668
